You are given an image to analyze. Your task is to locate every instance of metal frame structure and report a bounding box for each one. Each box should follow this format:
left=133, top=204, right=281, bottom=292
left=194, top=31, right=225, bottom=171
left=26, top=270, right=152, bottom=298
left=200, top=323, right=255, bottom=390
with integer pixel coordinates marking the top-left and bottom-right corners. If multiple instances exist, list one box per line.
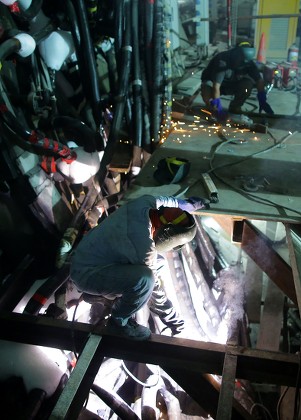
left=0, top=309, right=299, bottom=420
left=1, top=221, right=301, bottom=419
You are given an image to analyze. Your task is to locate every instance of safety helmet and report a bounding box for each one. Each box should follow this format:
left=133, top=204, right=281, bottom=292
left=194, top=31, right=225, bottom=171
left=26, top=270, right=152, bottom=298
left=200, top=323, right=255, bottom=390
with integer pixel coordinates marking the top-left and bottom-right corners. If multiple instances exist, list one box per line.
left=154, top=207, right=197, bottom=253
left=238, top=41, right=255, bottom=62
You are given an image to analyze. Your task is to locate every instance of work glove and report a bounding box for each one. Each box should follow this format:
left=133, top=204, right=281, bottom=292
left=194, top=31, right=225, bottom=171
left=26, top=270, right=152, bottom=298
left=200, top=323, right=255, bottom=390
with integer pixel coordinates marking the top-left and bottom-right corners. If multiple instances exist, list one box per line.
left=178, top=196, right=210, bottom=212
left=257, top=91, right=274, bottom=114
left=209, top=98, right=228, bottom=121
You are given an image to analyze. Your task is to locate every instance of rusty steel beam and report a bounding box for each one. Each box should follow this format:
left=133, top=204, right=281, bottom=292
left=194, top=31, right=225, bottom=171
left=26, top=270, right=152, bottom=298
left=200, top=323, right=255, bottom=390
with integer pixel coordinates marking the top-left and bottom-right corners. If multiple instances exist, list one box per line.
left=163, top=369, right=253, bottom=420
left=0, top=312, right=298, bottom=387
left=216, top=352, right=238, bottom=420
left=241, top=221, right=297, bottom=304
left=285, top=224, right=301, bottom=312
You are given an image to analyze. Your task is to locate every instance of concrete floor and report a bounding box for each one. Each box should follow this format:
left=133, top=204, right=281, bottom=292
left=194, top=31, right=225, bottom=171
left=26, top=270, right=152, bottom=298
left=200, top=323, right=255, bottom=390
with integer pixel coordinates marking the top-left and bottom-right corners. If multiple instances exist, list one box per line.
left=128, top=71, right=301, bottom=223
left=130, top=120, right=301, bottom=222
left=192, top=83, right=301, bottom=117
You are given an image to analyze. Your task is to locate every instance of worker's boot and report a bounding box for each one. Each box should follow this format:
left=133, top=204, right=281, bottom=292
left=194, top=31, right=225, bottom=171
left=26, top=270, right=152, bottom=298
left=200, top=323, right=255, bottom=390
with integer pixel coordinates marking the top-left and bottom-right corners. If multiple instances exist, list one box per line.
left=105, top=317, right=151, bottom=341
left=150, top=304, right=185, bottom=336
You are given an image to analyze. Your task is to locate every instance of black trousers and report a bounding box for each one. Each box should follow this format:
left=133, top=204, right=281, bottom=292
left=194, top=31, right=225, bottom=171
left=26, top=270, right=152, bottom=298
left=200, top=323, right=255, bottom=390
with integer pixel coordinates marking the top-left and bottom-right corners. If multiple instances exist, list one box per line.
left=201, top=77, right=254, bottom=110
left=221, top=78, right=254, bottom=107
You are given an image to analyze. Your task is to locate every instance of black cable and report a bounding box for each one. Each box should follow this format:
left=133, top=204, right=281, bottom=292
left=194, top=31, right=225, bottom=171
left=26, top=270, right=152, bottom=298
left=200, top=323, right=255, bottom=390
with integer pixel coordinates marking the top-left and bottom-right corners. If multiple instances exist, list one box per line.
left=170, top=29, right=194, bottom=46
left=23, top=265, right=70, bottom=315
left=277, top=386, right=289, bottom=420
left=91, top=383, right=140, bottom=419
left=96, top=0, right=132, bottom=186
left=131, top=0, right=143, bottom=148
left=0, top=37, right=21, bottom=61
left=72, top=0, right=104, bottom=130
left=293, top=352, right=301, bottom=420
left=143, top=0, right=154, bottom=87
left=151, top=0, right=164, bottom=145
left=65, top=0, right=82, bottom=56
left=114, top=0, right=124, bottom=63
left=51, top=115, right=98, bottom=153
left=71, top=299, right=81, bottom=360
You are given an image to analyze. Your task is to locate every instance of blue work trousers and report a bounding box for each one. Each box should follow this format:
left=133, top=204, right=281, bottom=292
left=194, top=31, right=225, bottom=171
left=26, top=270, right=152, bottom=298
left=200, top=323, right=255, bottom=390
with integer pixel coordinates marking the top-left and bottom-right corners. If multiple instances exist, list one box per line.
left=71, top=264, right=155, bottom=326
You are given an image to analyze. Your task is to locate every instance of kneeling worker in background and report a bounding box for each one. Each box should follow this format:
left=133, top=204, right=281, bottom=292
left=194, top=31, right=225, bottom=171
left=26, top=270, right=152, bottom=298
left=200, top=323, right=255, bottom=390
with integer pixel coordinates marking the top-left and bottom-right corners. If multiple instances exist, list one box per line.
left=201, top=41, right=274, bottom=120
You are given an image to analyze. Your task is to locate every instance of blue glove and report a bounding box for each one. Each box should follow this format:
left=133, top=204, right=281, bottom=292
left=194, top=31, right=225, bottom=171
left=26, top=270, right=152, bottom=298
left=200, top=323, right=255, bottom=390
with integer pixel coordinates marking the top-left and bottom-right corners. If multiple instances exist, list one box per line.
left=178, top=196, right=210, bottom=212
left=210, top=98, right=223, bottom=112
left=209, top=98, right=228, bottom=121
left=257, top=91, right=274, bottom=114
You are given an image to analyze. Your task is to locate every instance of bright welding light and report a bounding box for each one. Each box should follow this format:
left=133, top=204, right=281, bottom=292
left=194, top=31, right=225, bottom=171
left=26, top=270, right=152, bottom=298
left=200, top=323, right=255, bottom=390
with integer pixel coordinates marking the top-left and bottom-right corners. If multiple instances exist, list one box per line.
left=201, top=216, right=221, bottom=234
left=215, top=320, right=229, bottom=344
left=66, top=300, right=91, bottom=322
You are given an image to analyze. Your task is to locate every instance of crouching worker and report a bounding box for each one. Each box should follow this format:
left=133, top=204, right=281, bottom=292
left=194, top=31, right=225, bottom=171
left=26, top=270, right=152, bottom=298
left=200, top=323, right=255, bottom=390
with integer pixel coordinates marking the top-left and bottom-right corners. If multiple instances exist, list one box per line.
left=70, top=194, right=209, bottom=341
left=201, top=41, right=274, bottom=118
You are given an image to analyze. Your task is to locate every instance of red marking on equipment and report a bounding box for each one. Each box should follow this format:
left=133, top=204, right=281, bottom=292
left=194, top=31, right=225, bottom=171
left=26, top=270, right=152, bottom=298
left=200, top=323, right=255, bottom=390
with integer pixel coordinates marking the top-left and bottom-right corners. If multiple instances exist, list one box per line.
left=41, top=156, right=57, bottom=173
left=10, top=2, right=20, bottom=13
left=32, top=293, right=48, bottom=305
left=0, top=104, right=8, bottom=113
left=53, top=141, right=59, bottom=153
left=40, top=157, right=47, bottom=172
left=62, top=151, right=77, bottom=164
left=71, top=358, right=77, bottom=368
left=60, top=145, right=71, bottom=157
left=29, top=131, right=38, bottom=143
left=43, top=137, right=50, bottom=149
left=51, top=157, right=57, bottom=172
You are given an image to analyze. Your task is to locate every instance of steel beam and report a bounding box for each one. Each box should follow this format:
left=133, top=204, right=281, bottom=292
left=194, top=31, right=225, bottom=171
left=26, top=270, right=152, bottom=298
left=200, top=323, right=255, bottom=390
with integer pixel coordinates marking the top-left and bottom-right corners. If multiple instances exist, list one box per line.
left=0, top=312, right=298, bottom=387
left=285, top=223, right=301, bottom=312
left=241, top=220, right=297, bottom=304
left=50, top=334, right=104, bottom=420
left=216, top=350, right=238, bottom=420
left=163, top=369, right=253, bottom=420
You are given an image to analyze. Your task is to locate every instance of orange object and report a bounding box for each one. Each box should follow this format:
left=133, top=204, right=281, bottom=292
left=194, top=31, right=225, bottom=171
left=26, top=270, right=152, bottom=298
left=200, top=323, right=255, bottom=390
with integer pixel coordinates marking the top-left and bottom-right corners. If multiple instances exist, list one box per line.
left=257, top=33, right=266, bottom=64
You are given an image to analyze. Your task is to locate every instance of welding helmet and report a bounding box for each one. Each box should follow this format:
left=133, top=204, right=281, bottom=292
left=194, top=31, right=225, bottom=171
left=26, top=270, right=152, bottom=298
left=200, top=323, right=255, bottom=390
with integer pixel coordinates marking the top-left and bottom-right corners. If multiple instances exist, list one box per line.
left=154, top=207, right=197, bottom=253
left=238, top=41, right=255, bottom=62
left=153, top=157, right=190, bottom=185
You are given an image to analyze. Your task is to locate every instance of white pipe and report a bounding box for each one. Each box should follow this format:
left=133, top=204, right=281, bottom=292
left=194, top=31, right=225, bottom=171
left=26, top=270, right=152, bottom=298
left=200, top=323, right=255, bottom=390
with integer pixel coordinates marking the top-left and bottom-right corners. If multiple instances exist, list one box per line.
left=13, top=33, right=36, bottom=57
left=0, top=0, right=16, bottom=5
